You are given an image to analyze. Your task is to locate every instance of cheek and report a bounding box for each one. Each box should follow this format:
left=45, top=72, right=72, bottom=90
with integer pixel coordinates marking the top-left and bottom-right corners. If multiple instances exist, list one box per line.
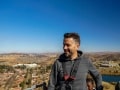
left=73, top=46, right=78, bottom=50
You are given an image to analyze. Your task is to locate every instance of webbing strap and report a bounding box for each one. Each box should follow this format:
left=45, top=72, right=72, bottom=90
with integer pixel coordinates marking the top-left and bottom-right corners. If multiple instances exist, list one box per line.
left=62, top=59, right=80, bottom=81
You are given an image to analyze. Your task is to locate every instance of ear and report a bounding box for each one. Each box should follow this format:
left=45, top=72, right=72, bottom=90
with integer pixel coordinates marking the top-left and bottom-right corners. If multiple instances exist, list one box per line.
left=76, top=43, right=80, bottom=49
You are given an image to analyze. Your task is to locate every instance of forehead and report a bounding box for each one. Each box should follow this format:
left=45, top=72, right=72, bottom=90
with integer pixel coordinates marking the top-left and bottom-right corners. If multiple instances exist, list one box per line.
left=63, top=38, right=75, bottom=43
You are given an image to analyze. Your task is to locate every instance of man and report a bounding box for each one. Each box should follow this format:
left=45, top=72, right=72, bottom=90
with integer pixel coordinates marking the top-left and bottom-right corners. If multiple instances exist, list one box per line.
left=48, top=32, right=103, bottom=90
left=87, top=78, right=96, bottom=90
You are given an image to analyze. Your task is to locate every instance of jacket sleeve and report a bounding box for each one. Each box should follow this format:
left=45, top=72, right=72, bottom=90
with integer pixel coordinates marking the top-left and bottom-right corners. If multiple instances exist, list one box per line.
left=88, top=59, right=103, bottom=90
left=48, top=60, right=58, bottom=90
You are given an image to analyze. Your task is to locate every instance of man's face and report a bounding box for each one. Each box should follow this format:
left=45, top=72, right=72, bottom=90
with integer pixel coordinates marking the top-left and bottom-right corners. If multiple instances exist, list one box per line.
left=63, top=37, right=79, bottom=57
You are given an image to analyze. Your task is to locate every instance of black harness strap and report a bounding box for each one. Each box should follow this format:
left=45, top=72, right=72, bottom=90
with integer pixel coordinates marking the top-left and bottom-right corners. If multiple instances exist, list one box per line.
left=62, top=59, right=81, bottom=81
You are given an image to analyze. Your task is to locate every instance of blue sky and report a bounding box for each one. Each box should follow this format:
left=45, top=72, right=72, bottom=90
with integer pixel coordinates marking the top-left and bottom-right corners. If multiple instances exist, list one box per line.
left=0, top=0, right=120, bottom=53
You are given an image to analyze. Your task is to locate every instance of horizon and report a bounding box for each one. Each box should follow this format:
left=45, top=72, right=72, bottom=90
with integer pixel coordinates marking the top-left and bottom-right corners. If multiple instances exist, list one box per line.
left=0, top=0, right=120, bottom=53
left=0, top=51, right=120, bottom=54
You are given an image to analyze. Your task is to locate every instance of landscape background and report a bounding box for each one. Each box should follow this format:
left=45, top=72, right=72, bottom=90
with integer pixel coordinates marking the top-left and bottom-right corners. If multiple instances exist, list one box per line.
left=0, top=0, right=120, bottom=90
left=0, top=52, right=120, bottom=90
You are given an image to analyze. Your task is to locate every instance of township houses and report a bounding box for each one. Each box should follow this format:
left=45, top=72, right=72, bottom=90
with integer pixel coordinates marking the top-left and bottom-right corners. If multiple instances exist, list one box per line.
left=13, top=63, right=37, bottom=68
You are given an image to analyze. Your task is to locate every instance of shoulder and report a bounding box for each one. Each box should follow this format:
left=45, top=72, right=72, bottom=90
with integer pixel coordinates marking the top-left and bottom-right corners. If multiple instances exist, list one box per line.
left=80, top=55, right=94, bottom=67
left=53, top=53, right=65, bottom=66
left=80, top=55, right=91, bottom=63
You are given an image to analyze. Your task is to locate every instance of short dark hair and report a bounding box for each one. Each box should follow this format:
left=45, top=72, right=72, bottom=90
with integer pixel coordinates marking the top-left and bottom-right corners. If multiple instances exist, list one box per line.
left=86, top=78, right=94, bottom=85
left=64, top=32, right=80, bottom=44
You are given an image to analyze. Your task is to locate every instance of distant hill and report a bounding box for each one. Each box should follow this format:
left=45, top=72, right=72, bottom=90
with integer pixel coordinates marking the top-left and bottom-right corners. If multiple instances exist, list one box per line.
left=0, top=53, right=58, bottom=65
left=84, top=52, right=120, bottom=62
left=0, top=52, right=120, bottom=65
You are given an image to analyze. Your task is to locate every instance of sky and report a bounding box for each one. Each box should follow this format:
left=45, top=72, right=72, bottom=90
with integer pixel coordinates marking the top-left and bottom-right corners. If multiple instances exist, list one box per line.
left=0, top=0, right=120, bottom=53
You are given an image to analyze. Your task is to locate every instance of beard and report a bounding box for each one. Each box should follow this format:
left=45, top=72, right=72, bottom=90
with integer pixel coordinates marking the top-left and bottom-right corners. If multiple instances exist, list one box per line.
left=64, top=50, right=72, bottom=58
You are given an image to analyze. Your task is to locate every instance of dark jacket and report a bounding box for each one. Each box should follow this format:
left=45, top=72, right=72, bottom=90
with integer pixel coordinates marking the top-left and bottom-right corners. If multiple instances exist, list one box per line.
left=48, top=51, right=103, bottom=90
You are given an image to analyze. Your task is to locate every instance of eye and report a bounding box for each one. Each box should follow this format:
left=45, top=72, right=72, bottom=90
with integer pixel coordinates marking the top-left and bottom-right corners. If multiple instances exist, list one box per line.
left=66, top=44, right=71, bottom=47
left=63, top=43, right=70, bottom=47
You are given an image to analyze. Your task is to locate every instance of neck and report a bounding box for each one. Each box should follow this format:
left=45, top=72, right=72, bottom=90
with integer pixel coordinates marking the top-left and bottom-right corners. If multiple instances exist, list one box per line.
left=70, top=51, right=78, bottom=60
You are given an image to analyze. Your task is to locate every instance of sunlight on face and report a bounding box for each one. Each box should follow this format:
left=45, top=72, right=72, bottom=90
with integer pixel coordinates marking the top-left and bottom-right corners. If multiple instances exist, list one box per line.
left=63, top=38, right=79, bottom=57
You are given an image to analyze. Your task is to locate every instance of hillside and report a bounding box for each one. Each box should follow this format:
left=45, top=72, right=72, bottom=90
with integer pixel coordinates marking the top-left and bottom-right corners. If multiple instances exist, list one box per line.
left=0, top=52, right=119, bottom=90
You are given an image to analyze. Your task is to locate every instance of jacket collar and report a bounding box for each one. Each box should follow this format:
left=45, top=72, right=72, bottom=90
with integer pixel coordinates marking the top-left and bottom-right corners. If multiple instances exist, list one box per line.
left=59, top=50, right=83, bottom=61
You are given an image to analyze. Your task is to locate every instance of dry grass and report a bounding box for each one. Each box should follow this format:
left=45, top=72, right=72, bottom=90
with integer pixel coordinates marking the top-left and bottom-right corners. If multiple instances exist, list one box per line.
left=102, top=81, right=115, bottom=90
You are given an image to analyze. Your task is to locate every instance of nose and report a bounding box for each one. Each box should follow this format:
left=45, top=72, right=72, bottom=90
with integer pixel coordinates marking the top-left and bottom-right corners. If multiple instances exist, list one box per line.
left=63, top=45, right=67, bottom=50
